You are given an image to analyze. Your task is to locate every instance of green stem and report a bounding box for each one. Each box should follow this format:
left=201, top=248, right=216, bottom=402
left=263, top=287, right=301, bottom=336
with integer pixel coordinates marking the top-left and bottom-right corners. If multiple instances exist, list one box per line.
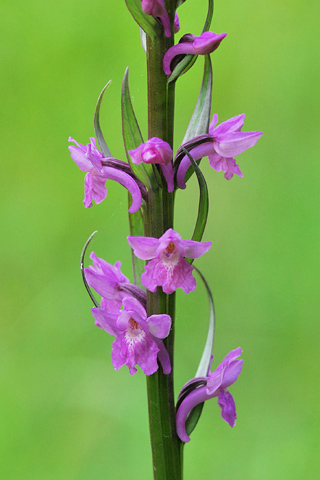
left=145, top=11, right=182, bottom=479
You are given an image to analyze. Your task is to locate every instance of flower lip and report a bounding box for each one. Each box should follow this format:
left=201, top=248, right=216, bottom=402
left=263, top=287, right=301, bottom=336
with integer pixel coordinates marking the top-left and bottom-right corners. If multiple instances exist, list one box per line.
left=91, top=295, right=172, bottom=375
left=128, top=228, right=211, bottom=294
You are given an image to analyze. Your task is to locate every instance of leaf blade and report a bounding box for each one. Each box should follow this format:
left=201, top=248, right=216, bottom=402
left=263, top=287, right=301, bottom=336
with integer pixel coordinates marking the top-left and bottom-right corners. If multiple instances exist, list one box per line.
left=94, top=81, right=113, bottom=157
left=125, top=0, right=160, bottom=39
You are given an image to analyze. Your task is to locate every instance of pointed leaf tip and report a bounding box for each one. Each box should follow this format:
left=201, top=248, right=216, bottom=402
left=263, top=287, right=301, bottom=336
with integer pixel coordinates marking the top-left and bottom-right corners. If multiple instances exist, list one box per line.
left=94, top=81, right=113, bottom=158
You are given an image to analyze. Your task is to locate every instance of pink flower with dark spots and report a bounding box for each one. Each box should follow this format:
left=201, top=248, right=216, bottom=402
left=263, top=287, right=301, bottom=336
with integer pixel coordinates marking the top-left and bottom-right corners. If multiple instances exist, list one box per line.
left=127, top=228, right=211, bottom=294
left=91, top=296, right=171, bottom=375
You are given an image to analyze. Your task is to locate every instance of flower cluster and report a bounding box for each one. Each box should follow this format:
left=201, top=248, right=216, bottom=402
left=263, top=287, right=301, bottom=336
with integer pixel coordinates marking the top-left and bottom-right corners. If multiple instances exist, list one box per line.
left=69, top=0, right=262, bottom=455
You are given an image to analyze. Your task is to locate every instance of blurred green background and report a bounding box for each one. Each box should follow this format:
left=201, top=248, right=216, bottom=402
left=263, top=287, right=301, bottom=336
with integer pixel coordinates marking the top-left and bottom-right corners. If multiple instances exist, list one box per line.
left=1, top=0, right=319, bottom=478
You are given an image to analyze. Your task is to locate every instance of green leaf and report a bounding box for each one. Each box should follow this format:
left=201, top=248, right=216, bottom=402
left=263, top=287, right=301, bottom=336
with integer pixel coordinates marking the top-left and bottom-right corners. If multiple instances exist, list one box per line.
left=183, top=55, right=212, bottom=143
left=125, top=0, right=160, bottom=39
left=185, top=266, right=216, bottom=437
left=94, top=81, right=112, bottom=157
left=80, top=231, right=100, bottom=308
left=194, top=266, right=215, bottom=377
left=185, top=403, right=204, bottom=436
left=168, top=54, right=197, bottom=84
left=203, top=0, right=214, bottom=33
left=181, top=148, right=209, bottom=247
left=121, top=67, right=154, bottom=188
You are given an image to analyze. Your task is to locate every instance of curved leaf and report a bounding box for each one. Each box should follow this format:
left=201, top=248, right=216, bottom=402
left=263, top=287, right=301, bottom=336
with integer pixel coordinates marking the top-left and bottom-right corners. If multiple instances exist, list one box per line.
left=121, top=67, right=155, bottom=188
left=80, top=231, right=100, bottom=308
left=186, top=403, right=204, bottom=436
left=94, top=81, right=112, bottom=157
left=168, top=54, right=197, bottom=84
left=183, top=55, right=212, bottom=143
left=181, top=148, right=209, bottom=248
left=194, top=266, right=215, bottom=377
left=203, top=0, right=214, bottom=33
left=125, top=0, right=161, bottom=39
left=185, top=266, right=216, bottom=436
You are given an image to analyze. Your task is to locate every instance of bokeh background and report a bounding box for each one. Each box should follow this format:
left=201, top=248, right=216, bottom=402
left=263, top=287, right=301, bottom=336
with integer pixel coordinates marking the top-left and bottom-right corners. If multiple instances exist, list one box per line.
left=1, top=0, right=319, bottom=478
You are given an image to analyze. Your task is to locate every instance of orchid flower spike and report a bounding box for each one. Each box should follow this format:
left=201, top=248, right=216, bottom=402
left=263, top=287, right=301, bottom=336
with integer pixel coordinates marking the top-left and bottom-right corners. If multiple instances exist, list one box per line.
left=84, top=252, right=146, bottom=313
left=141, top=0, right=172, bottom=37
left=92, top=296, right=172, bottom=375
left=176, top=114, right=263, bottom=188
left=127, top=228, right=211, bottom=294
left=163, top=31, right=227, bottom=75
left=176, top=348, right=243, bottom=442
left=129, top=137, right=174, bottom=192
left=68, top=137, right=142, bottom=212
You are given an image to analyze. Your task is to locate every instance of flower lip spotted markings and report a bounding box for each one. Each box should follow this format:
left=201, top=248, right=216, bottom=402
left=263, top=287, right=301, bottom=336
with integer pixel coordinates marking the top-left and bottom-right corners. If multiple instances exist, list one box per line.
left=91, top=296, right=172, bottom=375
left=127, top=228, right=211, bottom=294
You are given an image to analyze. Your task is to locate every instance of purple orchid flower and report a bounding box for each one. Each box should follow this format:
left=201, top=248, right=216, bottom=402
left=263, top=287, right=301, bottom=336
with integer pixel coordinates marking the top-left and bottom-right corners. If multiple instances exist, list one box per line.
left=127, top=228, right=211, bottom=294
left=91, top=296, right=172, bottom=375
left=141, top=0, right=173, bottom=38
left=176, top=114, right=263, bottom=188
left=163, top=31, right=227, bottom=75
left=176, top=348, right=243, bottom=442
left=129, top=137, right=174, bottom=192
left=68, top=137, right=142, bottom=212
left=84, top=252, right=146, bottom=313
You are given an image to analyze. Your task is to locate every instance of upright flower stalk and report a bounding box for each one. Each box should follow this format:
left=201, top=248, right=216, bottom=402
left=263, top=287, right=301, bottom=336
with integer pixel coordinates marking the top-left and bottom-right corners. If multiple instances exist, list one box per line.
left=69, top=1, right=262, bottom=478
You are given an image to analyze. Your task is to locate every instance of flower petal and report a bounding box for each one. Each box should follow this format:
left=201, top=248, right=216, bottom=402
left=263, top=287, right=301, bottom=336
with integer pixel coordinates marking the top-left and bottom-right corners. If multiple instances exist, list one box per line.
left=163, top=42, right=197, bottom=75
left=217, top=389, right=237, bottom=427
left=147, top=314, right=171, bottom=338
left=83, top=172, right=107, bottom=208
left=101, top=166, right=142, bottom=213
left=91, top=308, right=119, bottom=336
left=212, top=114, right=245, bottom=136
left=214, top=131, right=263, bottom=158
left=160, top=163, right=174, bottom=193
left=154, top=338, right=171, bottom=374
left=220, top=359, right=243, bottom=389
left=176, top=142, right=214, bottom=189
left=127, top=235, right=159, bottom=260
left=111, top=331, right=159, bottom=375
left=180, top=239, right=212, bottom=259
left=122, top=296, right=147, bottom=320
left=192, top=32, right=227, bottom=54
